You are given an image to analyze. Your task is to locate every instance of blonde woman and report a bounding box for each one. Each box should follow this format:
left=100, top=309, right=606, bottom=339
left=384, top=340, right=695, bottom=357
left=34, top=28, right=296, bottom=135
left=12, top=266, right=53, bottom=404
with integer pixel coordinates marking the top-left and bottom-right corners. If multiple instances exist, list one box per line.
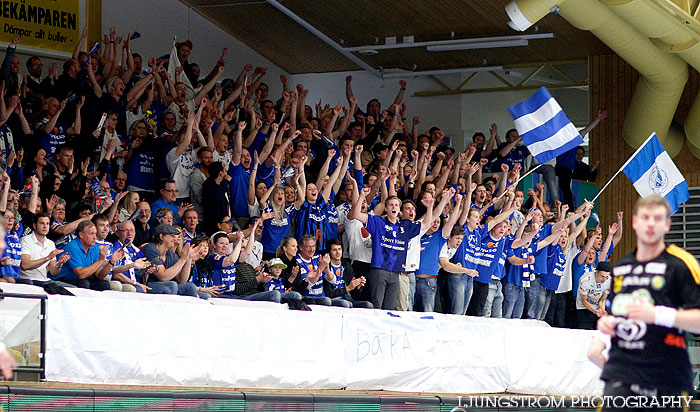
left=117, top=191, right=140, bottom=222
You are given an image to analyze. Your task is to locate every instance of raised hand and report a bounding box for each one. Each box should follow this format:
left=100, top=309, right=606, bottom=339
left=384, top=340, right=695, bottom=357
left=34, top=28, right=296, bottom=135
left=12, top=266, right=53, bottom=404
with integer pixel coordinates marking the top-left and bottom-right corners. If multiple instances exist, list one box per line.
left=608, top=222, right=619, bottom=235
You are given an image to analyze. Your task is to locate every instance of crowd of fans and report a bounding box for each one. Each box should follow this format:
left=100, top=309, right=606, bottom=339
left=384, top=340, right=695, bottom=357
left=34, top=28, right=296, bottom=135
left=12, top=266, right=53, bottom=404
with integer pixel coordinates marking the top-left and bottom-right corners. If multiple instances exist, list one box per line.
left=0, top=25, right=617, bottom=328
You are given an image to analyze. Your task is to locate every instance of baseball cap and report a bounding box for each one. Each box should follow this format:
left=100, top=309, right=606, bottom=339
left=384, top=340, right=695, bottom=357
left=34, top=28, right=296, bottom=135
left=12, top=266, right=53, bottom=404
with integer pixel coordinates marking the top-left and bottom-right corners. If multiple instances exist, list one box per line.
left=269, top=258, right=287, bottom=269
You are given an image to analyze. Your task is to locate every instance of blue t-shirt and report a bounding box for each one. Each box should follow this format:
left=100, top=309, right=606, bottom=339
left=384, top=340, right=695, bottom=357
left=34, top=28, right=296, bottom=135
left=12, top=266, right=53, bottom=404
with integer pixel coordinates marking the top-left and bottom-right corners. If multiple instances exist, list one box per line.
left=228, top=163, right=251, bottom=218
left=571, top=249, right=596, bottom=297
left=208, top=253, right=237, bottom=296
left=256, top=162, right=275, bottom=189
left=451, top=225, right=489, bottom=271
left=151, top=197, right=182, bottom=220
left=493, top=235, right=515, bottom=280
left=504, top=245, right=525, bottom=286
left=248, top=130, right=268, bottom=157
left=1, top=231, right=21, bottom=279
left=35, top=120, right=67, bottom=159
left=296, top=253, right=324, bottom=297
left=56, top=238, right=101, bottom=281
left=365, top=215, right=421, bottom=273
left=541, top=243, right=566, bottom=291
left=126, top=150, right=155, bottom=191
left=261, top=204, right=295, bottom=254
left=531, top=223, right=553, bottom=274
left=473, top=232, right=509, bottom=284
left=497, top=143, right=529, bottom=170
left=416, top=231, right=447, bottom=277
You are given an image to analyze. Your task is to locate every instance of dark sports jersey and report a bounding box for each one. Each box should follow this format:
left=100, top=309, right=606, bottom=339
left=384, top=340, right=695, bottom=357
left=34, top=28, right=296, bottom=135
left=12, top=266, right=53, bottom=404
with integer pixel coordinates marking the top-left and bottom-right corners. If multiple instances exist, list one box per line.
left=601, top=244, right=700, bottom=391
left=294, top=200, right=328, bottom=250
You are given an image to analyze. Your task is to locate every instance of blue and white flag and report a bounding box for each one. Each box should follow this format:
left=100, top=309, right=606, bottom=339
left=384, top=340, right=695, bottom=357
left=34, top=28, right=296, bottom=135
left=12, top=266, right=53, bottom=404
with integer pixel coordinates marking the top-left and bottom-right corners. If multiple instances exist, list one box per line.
left=621, top=132, right=689, bottom=215
left=507, top=87, right=583, bottom=165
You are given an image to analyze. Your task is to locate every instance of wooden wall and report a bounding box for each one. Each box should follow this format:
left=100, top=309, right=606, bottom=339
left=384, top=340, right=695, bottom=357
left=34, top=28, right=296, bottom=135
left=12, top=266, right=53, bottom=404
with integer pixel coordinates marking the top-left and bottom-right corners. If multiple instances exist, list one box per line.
left=589, top=55, right=700, bottom=262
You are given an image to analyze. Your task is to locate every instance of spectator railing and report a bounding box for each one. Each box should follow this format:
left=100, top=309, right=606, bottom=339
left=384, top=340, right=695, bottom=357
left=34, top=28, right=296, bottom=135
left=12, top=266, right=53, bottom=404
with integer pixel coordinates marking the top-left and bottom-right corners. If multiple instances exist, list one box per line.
left=0, top=292, right=47, bottom=382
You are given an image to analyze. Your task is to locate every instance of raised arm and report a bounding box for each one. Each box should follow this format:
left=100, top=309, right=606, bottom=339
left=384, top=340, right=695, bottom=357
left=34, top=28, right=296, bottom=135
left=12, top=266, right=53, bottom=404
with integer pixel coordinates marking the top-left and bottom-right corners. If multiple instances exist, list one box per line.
left=567, top=210, right=591, bottom=249
left=231, top=121, right=246, bottom=166
left=248, top=151, right=259, bottom=207
left=579, top=110, right=607, bottom=138
left=485, top=194, right=517, bottom=232
left=238, top=221, right=260, bottom=263
left=349, top=187, right=371, bottom=225
left=577, top=226, right=600, bottom=265
left=599, top=222, right=618, bottom=262
left=442, top=194, right=464, bottom=238
left=612, top=211, right=623, bottom=247
left=72, top=23, right=88, bottom=61
left=193, top=65, right=224, bottom=107
left=482, top=123, right=499, bottom=158
left=223, top=233, right=245, bottom=267
left=392, top=80, right=407, bottom=106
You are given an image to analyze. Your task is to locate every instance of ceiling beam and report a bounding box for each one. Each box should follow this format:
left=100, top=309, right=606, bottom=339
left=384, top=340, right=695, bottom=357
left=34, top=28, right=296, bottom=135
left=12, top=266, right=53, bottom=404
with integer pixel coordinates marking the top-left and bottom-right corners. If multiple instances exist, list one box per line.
left=264, top=0, right=382, bottom=78
left=341, top=34, right=554, bottom=52
left=414, top=81, right=588, bottom=96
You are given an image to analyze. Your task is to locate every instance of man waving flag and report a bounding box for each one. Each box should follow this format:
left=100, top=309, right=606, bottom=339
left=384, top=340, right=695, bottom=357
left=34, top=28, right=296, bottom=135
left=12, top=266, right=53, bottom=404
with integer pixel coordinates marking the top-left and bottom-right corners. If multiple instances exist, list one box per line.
left=508, top=87, right=583, bottom=165
left=621, top=132, right=689, bottom=215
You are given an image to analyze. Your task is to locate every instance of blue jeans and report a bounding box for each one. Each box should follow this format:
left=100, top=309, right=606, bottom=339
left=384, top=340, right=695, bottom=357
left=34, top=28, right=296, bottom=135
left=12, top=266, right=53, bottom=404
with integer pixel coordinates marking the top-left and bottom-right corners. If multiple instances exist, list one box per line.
left=244, top=290, right=281, bottom=303
left=484, top=279, right=503, bottom=318
left=525, top=275, right=541, bottom=319
left=502, top=283, right=525, bottom=319
left=448, top=273, right=473, bottom=315
left=281, top=291, right=302, bottom=300
left=408, top=272, right=416, bottom=310
left=219, top=290, right=282, bottom=302
left=303, top=296, right=332, bottom=306
left=331, top=297, right=352, bottom=308
left=147, top=280, right=178, bottom=294
left=536, top=285, right=554, bottom=320
left=177, top=283, right=198, bottom=297
left=414, top=277, right=437, bottom=312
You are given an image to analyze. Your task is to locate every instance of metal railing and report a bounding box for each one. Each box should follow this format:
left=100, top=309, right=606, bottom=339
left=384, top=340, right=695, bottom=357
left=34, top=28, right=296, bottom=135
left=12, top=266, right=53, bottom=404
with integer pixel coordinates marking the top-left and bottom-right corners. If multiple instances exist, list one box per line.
left=0, top=292, right=47, bottom=382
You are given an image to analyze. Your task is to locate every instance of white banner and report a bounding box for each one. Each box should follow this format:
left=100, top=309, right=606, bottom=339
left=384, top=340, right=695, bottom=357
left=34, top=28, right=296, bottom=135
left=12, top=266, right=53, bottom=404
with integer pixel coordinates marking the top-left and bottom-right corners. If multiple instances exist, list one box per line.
left=43, top=293, right=605, bottom=395
left=343, top=314, right=509, bottom=393
left=46, top=295, right=345, bottom=389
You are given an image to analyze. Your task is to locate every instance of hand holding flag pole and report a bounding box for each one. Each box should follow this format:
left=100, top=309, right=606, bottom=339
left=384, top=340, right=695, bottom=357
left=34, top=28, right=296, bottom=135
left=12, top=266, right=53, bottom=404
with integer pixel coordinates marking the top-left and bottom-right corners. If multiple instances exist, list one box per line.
left=496, top=164, right=542, bottom=200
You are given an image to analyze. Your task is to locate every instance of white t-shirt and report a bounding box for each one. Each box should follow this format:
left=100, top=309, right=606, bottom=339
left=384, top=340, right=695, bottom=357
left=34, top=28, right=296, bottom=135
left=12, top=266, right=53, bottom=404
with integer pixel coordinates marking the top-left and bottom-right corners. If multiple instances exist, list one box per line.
left=213, top=150, right=232, bottom=172
left=344, top=218, right=372, bottom=264
left=245, top=239, right=264, bottom=269
left=576, top=271, right=611, bottom=310
left=438, top=243, right=457, bottom=271
left=404, top=226, right=429, bottom=272
left=556, top=244, right=579, bottom=294
left=166, top=146, right=197, bottom=199
left=20, top=233, right=56, bottom=281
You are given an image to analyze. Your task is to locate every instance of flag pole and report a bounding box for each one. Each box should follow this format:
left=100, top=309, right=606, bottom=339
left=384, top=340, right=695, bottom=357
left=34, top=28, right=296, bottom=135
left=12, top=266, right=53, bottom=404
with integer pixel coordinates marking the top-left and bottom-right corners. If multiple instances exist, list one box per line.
left=590, top=132, right=657, bottom=203
left=591, top=169, right=622, bottom=203
left=496, top=164, right=543, bottom=200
